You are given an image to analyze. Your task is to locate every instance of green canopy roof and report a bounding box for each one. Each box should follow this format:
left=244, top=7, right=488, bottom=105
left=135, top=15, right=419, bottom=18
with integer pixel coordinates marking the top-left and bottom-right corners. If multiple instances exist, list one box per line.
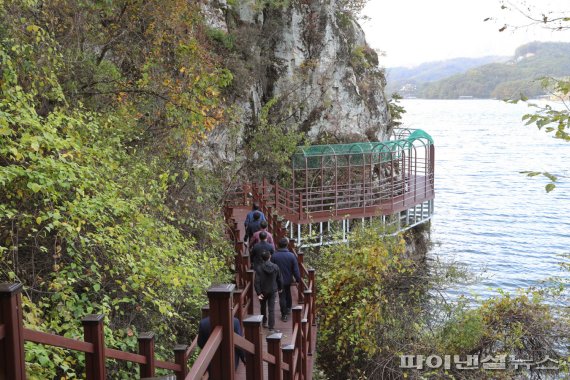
left=292, top=129, right=433, bottom=169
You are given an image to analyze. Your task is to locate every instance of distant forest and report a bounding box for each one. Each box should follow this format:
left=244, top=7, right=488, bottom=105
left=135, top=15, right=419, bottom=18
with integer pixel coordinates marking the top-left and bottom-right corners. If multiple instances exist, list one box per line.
left=387, top=42, right=570, bottom=99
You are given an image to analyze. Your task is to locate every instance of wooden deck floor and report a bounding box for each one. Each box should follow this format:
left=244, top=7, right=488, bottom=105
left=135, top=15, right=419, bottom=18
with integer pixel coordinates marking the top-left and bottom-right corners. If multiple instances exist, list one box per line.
left=231, top=207, right=316, bottom=380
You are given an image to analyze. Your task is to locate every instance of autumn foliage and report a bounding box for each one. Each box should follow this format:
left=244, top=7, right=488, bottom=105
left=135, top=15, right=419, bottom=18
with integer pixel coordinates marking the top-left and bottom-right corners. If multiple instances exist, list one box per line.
left=0, top=0, right=234, bottom=377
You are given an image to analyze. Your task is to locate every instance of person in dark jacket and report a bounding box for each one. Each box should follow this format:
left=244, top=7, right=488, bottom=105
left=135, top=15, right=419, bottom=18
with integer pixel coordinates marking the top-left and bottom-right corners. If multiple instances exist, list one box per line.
left=254, top=251, right=282, bottom=331
left=271, top=238, right=301, bottom=322
left=250, top=231, right=275, bottom=273
left=244, top=202, right=266, bottom=228
left=197, top=316, right=244, bottom=369
left=249, top=220, right=275, bottom=250
left=245, top=211, right=263, bottom=242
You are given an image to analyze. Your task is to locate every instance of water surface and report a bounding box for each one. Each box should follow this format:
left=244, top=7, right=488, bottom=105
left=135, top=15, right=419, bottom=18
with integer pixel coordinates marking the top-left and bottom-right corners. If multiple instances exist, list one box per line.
left=401, top=99, right=570, bottom=298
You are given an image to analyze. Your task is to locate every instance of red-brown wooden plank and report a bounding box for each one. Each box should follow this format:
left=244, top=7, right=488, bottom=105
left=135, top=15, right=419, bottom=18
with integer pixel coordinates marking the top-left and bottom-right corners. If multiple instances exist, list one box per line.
left=82, top=314, right=106, bottom=380
left=185, top=326, right=222, bottom=380
left=24, top=329, right=94, bottom=353
left=154, top=359, right=182, bottom=371
left=0, top=283, right=26, bottom=380
left=105, top=347, right=146, bottom=363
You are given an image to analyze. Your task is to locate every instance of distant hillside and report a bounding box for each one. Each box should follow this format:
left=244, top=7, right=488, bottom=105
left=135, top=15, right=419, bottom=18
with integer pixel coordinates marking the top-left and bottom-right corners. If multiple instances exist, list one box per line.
left=417, top=42, right=570, bottom=99
left=385, top=56, right=509, bottom=96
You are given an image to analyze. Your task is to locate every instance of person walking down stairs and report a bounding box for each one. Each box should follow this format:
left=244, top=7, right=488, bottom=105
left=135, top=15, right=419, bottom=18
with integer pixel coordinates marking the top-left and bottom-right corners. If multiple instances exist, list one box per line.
left=272, top=238, right=301, bottom=323
left=250, top=231, right=275, bottom=274
left=254, top=251, right=282, bottom=332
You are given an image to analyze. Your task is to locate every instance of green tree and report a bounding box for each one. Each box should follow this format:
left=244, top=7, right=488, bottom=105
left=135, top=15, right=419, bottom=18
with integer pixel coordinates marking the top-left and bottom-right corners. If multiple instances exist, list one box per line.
left=0, top=1, right=235, bottom=377
left=496, top=2, right=570, bottom=192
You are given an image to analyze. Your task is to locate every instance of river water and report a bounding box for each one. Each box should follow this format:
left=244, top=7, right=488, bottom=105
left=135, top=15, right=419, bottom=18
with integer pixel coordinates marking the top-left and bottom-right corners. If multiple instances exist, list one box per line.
left=400, top=99, right=570, bottom=299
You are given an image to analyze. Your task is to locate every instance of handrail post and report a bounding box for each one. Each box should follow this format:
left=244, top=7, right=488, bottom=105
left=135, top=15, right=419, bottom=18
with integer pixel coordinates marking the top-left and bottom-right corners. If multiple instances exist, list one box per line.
left=235, top=252, right=242, bottom=286
left=282, top=345, right=294, bottom=380
left=298, top=193, right=303, bottom=222
left=308, top=269, right=317, bottom=326
left=267, top=333, right=284, bottom=380
left=244, top=315, right=264, bottom=380
left=174, top=344, right=188, bottom=380
left=296, top=252, right=304, bottom=304
left=243, top=253, right=251, bottom=271
left=267, top=206, right=274, bottom=227
left=246, top=270, right=255, bottom=315
left=233, top=289, right=244, bottom=327
left=275, top=182, right=279, bottom=209
left=208, top=284, right=236, bottom=380
left=138, top=332, right=155, bottom=377
left=82, top=314, right=106, bottom=380
left=304, top=290, right=313, bottom=355
left=301, top=318, right=308, bottom=379
left=201, top=306, right=210, bottom=319
left=0, top=283, right=26, bottom=380
left=288, top=238, right=296, bottom=256
left=292, top=306, right=303, bottom=377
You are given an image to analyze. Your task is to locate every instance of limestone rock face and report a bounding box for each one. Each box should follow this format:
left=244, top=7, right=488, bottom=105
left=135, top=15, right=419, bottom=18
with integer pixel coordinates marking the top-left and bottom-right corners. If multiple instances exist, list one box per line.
left=198, top=0, right=391, bottom=165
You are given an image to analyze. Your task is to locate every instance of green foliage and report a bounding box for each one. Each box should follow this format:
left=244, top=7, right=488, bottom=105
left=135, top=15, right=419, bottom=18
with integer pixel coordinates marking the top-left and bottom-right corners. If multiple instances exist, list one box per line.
left=388, top=93, right=406, bottom=129
left=0, top=2, right=234, bottom=377
left=350, top=45, right=379, bottom=74
left=520, top=171, right=558, bottom=192
left=245, top=98, right=305, bottom=184
left=508, top=75, right=570, bottom=192
left=335, top=11, right=354, bottom=31
left=206, top=27, right=235, bottom=50
left=337, top=0, right=370, bottom=16
left=3, top=0, right=233, bottom=155
left=315, top=225, right=567, bottom=379
left=317, top=225, right=425, bottom=378
left=429, top=291, right=566, bottom=379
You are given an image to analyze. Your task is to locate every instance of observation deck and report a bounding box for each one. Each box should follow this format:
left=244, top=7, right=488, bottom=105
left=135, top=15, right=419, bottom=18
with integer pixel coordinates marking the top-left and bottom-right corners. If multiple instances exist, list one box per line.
left=229, top=128, right=435, bottom=247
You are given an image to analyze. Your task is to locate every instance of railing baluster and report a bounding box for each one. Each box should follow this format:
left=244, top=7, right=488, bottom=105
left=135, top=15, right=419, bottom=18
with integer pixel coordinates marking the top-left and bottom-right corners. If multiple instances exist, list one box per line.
left=292, top=306, right=303, bottom=377
left=201, top=305, right=210, bottom=319
left=304, top=289, right=313, bottom=355
left=233, top=289, right=244, bottom=326
left=244, top=315, right=264, bottom=380
left=82, top=315, right=106, bottom=380
left=296, top=252, right=305, bottom=304
left=208, top=284, right=235, bottom=380
left=267, top=333, right=284, bottom=380
left=309, top=269, right=316, bottom=326
left=282, top=344, right=294, bottom=380
left=174, top=344, right=188, bottom=380
left=301, top=318, right=308, bottom=379
left=138, top=332, right=155, bottom=377
left=0, top=283, right=26, bottom=380
left=246, top=270, right=255, bottom=315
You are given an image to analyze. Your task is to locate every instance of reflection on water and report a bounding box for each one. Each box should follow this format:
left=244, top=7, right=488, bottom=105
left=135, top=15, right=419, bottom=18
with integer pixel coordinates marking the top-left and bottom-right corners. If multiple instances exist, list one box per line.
left=401, top=99, right=570, bottom=299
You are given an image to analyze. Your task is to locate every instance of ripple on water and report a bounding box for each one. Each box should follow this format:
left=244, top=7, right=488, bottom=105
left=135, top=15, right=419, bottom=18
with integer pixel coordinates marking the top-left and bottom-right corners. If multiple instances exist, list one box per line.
left=402, top=99, right=570, bottom=299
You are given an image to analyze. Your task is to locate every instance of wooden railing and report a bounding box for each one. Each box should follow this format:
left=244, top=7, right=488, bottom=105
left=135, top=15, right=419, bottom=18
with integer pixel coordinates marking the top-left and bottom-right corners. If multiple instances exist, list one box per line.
left=226, top=170, right=434, bottom=225
left=222, top=182, right=317, bottom=379
left=1, top=278, right=315, bottom=380
left=1, top=180, right=317, bottom=380
left=0, top=283, right=194, bottom=379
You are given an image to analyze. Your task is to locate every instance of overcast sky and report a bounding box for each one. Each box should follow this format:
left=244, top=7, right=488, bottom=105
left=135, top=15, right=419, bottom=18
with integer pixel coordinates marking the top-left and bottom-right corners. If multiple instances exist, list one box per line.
left=361, top=0, right=570, bottom=68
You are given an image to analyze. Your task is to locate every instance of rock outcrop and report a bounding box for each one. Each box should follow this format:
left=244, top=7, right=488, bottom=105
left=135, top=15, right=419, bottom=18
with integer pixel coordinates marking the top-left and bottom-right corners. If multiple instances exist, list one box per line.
left=201, top=0, right=391, bottom=147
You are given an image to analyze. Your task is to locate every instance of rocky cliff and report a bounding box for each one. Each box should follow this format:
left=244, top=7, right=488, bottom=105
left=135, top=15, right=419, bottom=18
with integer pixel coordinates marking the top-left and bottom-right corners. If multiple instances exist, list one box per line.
left=200, top=0, right=391, bottom=162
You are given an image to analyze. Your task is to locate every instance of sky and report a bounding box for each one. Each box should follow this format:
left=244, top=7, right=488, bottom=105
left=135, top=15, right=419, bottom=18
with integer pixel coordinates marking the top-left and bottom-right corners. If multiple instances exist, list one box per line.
left=361, top=0, right=570, bottom=68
